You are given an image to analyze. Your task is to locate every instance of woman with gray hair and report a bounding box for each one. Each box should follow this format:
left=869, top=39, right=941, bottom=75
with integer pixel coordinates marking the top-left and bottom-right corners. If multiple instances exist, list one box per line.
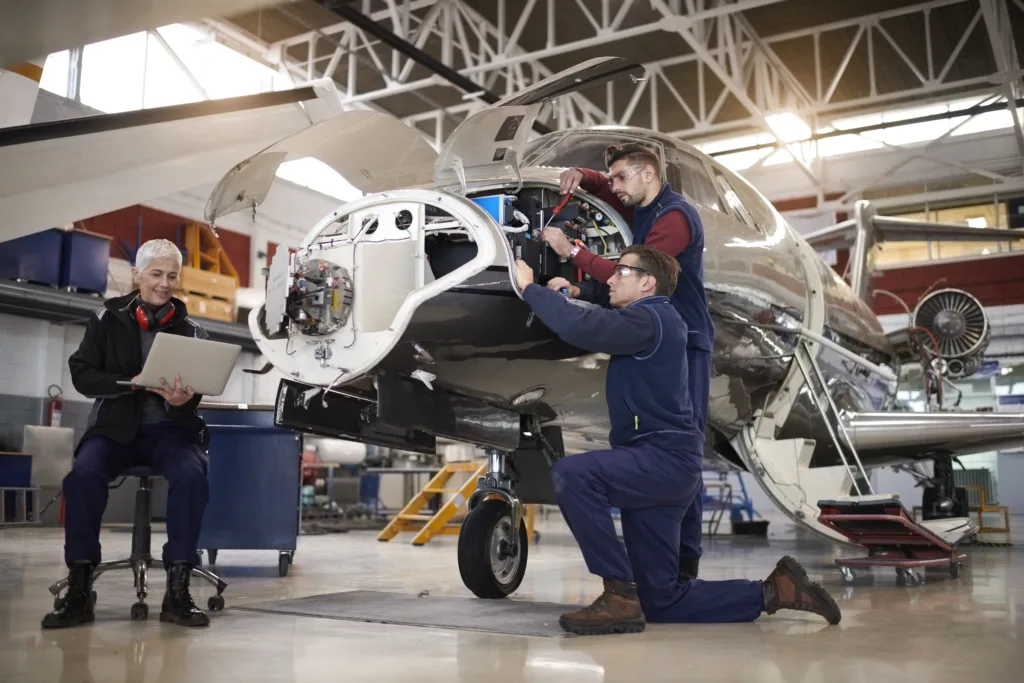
left=42, top=239, right=213, bottom=630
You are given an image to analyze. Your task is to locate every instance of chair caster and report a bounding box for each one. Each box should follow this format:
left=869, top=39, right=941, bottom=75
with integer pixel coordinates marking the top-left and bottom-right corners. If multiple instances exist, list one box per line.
left=130, top=602, right=149, bottom=620
left=207, top=595, right=225, bottom=611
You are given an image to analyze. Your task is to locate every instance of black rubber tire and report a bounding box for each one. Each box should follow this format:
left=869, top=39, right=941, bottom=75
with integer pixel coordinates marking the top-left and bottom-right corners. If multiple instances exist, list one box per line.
left=208, top=595, right=225, bottom=611
left=208, top=549, right=218, bottom=565
left=278, top=553, right=290, bottom=577
left=458, top=499, right=528, bottom=599
left=130, top=602, right=148, bottom=621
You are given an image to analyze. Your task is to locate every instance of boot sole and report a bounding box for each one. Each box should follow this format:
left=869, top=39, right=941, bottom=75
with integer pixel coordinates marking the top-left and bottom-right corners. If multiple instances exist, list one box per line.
left=776, top=555, right=842, bottom=625
left=41, top=612, right=95, bottom=629
left=559, top=616, right=647, bottom=636
left=159, top=612, right=210, bottom=627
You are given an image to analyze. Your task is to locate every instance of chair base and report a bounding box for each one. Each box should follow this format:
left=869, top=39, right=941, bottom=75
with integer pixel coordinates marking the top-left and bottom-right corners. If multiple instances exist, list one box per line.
left=48, top=556, right=228, bottom=617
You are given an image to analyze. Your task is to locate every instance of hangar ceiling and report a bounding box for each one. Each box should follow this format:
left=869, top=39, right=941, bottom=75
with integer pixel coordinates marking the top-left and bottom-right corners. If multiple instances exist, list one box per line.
left=208, top=0, right=1024, bottom=145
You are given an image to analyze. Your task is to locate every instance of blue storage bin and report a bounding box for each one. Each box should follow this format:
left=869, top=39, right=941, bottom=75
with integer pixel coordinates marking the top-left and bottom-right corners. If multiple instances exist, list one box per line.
left=0, top=229, right=64, bottom=286
left=60, top=229, right=111, bottom=293
left=0, top=452, right=32, bottom=487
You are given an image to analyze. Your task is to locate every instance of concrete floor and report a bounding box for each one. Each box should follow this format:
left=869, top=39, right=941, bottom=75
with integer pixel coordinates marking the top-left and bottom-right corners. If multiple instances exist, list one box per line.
left=1, top=518, right=1021, bottom=682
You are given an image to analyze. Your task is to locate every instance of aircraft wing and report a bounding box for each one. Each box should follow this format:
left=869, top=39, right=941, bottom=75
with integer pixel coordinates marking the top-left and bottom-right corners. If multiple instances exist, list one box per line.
left=804, top=215, right=1023, bottom=251
left=843, top=410, right=1024, bottom=461
left=0, top=82, right=345, bottom=242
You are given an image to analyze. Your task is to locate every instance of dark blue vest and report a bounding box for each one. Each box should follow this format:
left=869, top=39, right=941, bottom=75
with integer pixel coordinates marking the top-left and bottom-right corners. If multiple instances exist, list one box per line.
left=606, top=296, right=703, bottom=456
left=631, top=183, right=715, bottom=352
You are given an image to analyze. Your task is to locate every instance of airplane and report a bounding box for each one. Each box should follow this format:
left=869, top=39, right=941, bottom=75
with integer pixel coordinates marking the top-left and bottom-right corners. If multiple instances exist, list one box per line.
left=194, top=56, right=1024, bottom=599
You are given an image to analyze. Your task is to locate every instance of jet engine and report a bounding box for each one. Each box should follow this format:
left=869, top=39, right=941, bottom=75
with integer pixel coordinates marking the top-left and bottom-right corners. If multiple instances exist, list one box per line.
left=912, top=288, right=990, bottom=379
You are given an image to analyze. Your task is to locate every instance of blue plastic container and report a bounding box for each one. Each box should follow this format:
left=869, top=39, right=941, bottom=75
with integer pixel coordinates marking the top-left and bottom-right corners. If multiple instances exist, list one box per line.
left=0, top=452, right=32, bottom=487
left=60, top=230, right=111, bottom=293
left=0, top=229, right=64, bottom=286
left=197, top=406, right=302, bottom=575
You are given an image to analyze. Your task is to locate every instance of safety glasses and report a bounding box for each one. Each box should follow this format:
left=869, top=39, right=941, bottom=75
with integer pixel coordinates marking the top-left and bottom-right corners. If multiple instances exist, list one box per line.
left=612, top=264, right=649, bottom=278
left=606, top=165, right=645, bottom=186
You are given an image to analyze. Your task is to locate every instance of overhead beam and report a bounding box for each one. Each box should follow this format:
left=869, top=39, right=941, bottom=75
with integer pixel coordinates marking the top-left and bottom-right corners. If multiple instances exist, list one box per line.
left=979, top=0, right=1024, bottom=162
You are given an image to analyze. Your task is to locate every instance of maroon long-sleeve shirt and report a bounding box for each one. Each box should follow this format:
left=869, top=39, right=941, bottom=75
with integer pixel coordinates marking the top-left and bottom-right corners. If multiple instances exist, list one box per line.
left=571, top=168, right=691, bottom=283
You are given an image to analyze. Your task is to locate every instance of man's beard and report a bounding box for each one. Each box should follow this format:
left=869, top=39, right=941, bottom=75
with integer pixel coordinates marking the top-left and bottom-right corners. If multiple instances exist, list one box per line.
left=618, top=192, right=639, bottom=208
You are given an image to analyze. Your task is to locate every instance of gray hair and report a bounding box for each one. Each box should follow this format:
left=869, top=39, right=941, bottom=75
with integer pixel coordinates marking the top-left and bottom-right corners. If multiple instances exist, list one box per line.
left=135, top=239, right=183, bottom=272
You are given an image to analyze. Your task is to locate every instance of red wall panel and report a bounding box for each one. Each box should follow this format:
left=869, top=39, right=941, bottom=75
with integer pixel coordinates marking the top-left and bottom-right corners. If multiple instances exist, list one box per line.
left=78, top=205, right=251, bottom=287
left=868, top=253, right=1024, bottom=315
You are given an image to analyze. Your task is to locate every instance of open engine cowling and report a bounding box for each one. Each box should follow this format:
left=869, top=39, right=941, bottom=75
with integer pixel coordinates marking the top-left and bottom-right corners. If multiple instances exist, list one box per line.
left=912, top=288, right=990, bottom=379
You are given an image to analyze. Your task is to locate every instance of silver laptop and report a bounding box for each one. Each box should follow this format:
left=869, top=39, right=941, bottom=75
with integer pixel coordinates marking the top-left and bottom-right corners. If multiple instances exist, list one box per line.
left=119, top=333, right=242, bottom=396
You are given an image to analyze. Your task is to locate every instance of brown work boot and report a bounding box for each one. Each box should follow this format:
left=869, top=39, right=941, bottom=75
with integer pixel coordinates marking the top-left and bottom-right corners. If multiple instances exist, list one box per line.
left=762, top=556, right=841, bottom=625
left=559, top=578, right=647, bottom=636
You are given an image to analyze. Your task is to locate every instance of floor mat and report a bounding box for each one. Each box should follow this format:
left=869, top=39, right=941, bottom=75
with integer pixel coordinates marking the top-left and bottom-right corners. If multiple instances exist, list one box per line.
left=234, top=590, right=577, bottom=638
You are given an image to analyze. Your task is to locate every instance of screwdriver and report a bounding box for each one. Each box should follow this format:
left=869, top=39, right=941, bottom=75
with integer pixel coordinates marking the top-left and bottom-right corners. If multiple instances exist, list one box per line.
left=541, top=193, right=573, bottom=231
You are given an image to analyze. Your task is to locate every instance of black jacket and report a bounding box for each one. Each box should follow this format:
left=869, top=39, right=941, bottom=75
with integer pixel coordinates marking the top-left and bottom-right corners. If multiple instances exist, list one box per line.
left=68, top=291, right=209, bottom=451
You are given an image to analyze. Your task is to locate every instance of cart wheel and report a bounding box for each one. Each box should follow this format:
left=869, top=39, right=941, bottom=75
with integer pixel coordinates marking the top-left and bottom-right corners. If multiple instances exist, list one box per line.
left=208, top=549, right=218, bottom=565
left=278, top=553, right=290, bottom=577
left=840, top=567, right=856, bottom=583
left=207, top=595, right=225, bottom=611
left=130, top=602, right=149, bottom=621
left=897, top=568, right=923, bottom=586
left=532, top=530, right=541, bottom=545
left=949, top=562, right=963, bottom=578
left=458, top=499, right=528, bottom=599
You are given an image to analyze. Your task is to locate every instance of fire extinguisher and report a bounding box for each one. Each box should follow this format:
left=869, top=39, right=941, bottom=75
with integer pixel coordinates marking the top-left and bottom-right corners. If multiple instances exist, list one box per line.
left=46, top=384, right=64, bottom=428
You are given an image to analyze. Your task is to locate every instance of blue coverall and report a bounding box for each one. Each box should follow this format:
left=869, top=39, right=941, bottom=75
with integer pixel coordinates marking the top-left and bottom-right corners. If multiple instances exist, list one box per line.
left=576, top=182, right=714, bottom=565
left=521, top=284, right=764, bottom=623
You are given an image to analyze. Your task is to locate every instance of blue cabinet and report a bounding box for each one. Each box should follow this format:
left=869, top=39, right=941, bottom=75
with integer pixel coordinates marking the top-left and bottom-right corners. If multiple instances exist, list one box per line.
left=0, top=228, right=110, bottom=293
left=197, top=406, right=302, bottom=576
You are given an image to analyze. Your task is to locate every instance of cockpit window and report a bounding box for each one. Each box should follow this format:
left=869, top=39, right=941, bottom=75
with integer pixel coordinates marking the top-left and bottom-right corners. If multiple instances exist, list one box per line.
left=709, top=167, right=761, bottom=232
left=524, top=131, right=664, bottom=176
left=662, top=149, right=724, bottom=213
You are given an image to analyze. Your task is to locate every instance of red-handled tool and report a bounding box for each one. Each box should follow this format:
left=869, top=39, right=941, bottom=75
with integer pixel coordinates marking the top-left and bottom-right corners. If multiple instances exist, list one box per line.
left=541, top=193, right=573, bottom=231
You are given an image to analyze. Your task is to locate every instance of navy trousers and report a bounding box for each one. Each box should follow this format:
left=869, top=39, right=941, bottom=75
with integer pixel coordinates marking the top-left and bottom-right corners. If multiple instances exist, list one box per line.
left=63, top=423, right=209, bottom=567
left=679, top=348, right=711, bottom=561
left=553, top=443, right=764, bottom=623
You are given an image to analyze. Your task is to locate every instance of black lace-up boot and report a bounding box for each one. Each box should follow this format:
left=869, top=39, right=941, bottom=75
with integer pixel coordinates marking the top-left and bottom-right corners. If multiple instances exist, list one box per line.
left=42, top=562, right=96, bottom=629
left=160, top=562, right=209, bottom=627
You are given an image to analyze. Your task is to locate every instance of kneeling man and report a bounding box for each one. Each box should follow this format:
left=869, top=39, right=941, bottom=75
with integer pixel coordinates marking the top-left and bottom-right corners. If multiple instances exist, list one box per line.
left=43, top=239, right=212, bottom=629
left=515, top=246, right=841, bottom=635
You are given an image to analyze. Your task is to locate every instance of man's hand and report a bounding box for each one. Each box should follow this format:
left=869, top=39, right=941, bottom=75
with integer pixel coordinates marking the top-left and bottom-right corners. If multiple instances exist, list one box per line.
left=514, top=260, right=535, bottom=291
left=541, top=226, right=573, bottom=258
left=546, top=277, right=580, bottom=298
left=559, top=168, right=584, bottom=195
left=148, top=375, right=195, bottom=407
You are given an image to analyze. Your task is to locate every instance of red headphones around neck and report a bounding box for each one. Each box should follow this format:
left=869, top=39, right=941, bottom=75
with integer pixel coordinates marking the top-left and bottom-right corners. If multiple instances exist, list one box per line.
left=135, top=301, right=175, bottom=330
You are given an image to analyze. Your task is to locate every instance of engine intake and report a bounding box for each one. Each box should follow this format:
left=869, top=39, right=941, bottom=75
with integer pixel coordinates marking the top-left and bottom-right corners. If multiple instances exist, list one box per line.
left=912, top=288, right=989, bottom=379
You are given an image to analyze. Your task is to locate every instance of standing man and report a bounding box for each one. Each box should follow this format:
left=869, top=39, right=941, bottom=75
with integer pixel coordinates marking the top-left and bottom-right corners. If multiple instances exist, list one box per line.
left=42, top=239, right=212, bottom=629
left=514, top=247, right=840, bottom=636
left=542, top=143, right=711, bottom=581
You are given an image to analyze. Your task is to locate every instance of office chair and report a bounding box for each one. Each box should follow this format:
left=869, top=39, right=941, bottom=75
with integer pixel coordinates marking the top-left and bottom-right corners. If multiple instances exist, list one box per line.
left=47, top=466, right=227, bottom=619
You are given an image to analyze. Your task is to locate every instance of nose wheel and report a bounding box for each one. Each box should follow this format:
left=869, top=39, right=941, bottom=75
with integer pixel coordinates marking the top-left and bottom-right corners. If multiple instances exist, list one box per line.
left=457, top=499, right=528, bottom=599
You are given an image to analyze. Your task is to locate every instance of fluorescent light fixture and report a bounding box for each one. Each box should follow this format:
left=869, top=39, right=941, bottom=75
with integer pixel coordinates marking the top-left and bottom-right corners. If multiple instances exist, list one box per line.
left=967, top=217, right=988, bottom=228
left=765, top=112, right=811, bottom=143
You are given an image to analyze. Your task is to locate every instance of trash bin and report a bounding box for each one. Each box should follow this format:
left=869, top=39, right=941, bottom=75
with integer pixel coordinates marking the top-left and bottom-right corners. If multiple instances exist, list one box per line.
left=197, top=405, right=302, bottom=577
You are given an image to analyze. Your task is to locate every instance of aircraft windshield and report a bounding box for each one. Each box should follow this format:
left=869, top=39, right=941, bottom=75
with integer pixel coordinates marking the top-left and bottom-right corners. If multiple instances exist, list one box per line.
left=524, top=131, right=648, bottom=171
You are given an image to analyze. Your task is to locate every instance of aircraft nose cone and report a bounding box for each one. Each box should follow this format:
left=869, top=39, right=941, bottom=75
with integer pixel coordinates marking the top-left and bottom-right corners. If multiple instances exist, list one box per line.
left=934, top=309, right=966, bottom=338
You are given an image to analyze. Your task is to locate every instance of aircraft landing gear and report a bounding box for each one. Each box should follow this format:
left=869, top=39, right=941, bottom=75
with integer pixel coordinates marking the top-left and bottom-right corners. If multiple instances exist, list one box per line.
left=458, top=449, right=529, bottom=598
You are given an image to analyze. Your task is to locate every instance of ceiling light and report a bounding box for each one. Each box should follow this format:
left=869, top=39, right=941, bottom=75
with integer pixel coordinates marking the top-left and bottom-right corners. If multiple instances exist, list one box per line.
left=967, top=217, right=988, bottom=228
left=765, top=112, right=812, bottom=143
